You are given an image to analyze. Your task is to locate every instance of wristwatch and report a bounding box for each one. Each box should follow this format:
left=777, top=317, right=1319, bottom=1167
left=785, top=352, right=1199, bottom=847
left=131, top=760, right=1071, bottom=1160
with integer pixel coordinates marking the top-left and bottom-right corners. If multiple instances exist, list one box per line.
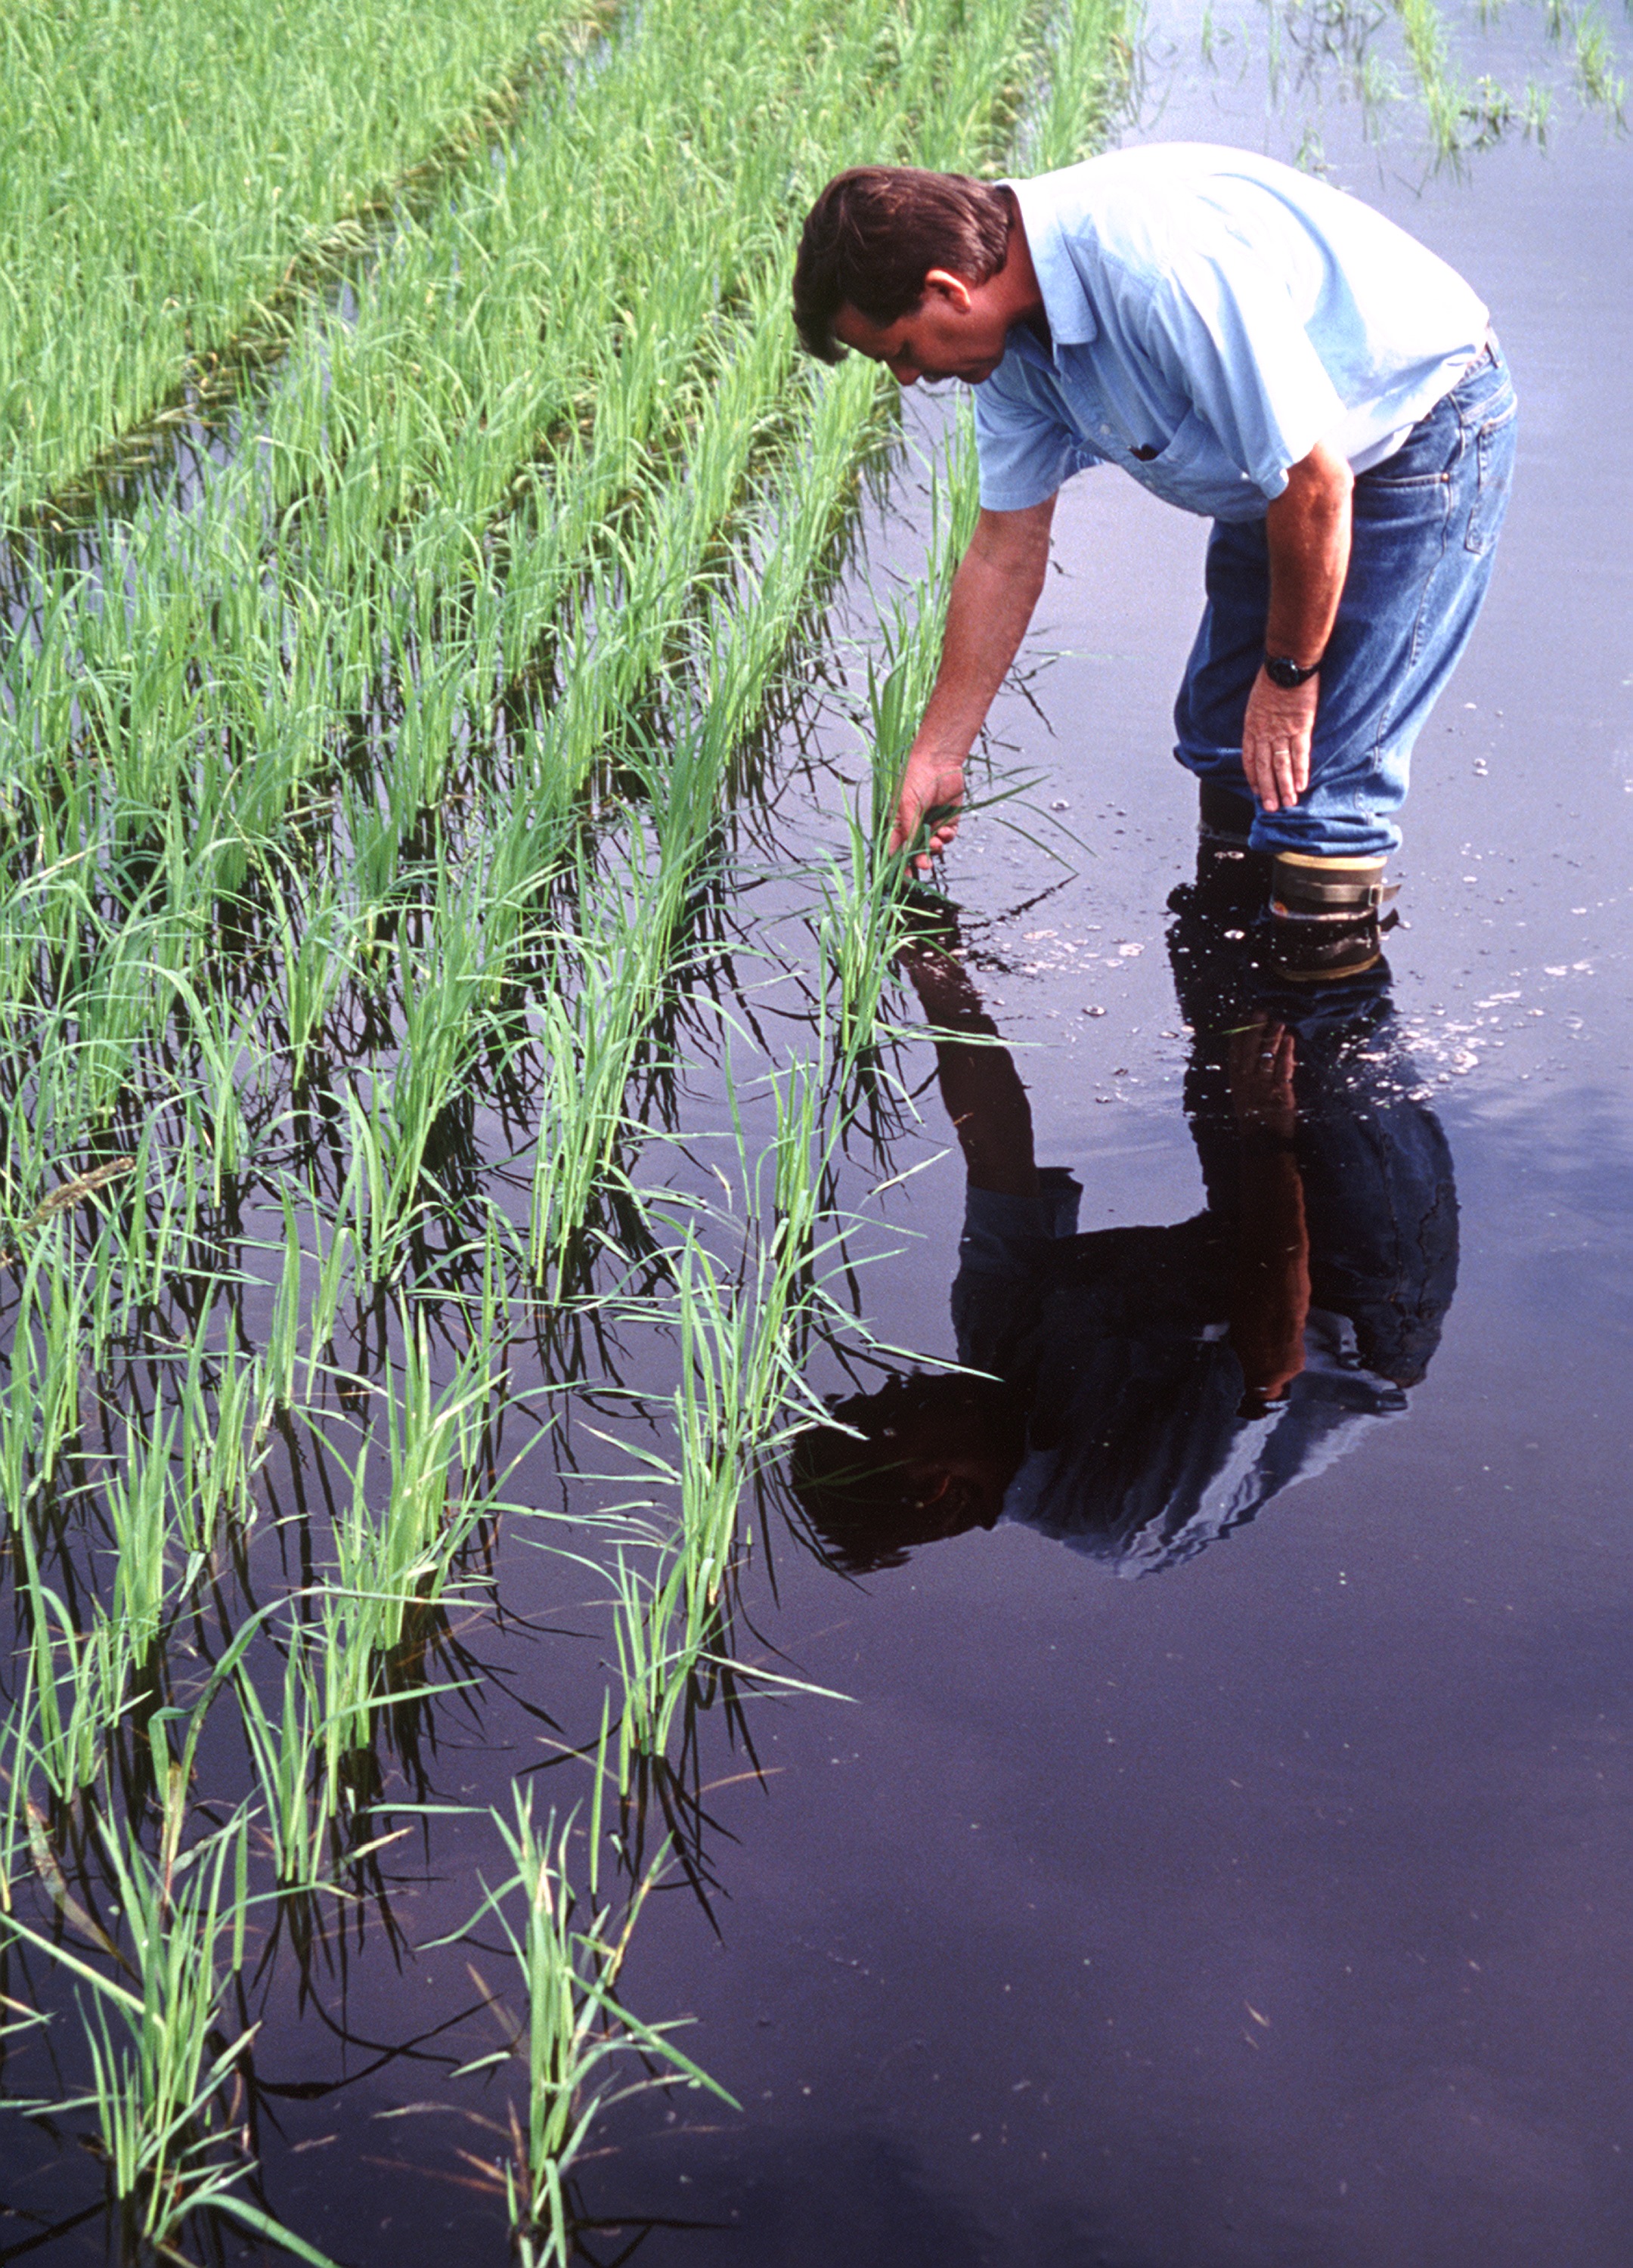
left=1263, top=652, right=1322, bottom=689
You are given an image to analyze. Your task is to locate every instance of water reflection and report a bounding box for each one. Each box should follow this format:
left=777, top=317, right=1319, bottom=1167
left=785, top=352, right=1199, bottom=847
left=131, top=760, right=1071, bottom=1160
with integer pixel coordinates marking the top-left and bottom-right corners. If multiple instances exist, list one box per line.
left=792, top=880, right=1458, bottom=1576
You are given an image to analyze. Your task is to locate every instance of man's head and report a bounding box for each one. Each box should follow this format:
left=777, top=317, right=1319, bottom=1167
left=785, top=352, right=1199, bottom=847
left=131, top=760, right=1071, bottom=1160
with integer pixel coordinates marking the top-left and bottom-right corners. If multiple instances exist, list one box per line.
left=792, top=167, right=1015, bottom=383
left=787, top=1370, right=1025, bottom=1573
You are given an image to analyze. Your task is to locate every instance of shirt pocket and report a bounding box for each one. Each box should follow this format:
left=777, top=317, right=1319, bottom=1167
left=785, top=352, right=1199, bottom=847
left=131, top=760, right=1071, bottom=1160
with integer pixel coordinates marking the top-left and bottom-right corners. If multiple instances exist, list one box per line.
left=1135, top=408, right=1212, bottom=476
left=1129, top=410, right=1258, bottom=516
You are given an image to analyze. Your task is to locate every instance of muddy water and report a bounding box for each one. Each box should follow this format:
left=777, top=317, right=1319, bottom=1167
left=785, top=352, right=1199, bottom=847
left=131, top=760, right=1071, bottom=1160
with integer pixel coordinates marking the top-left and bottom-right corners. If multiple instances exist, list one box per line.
left=545, top=18, right=1633, bottom=2268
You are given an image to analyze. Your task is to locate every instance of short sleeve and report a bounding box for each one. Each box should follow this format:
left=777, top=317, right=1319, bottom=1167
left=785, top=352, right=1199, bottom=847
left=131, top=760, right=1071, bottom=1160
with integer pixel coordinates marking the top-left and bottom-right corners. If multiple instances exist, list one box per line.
left=950, top=1170, right=1083, bottom=1377
left=972, top=363, right=1089, bottom=511
left=1136, top=237, right=1349, bottom=500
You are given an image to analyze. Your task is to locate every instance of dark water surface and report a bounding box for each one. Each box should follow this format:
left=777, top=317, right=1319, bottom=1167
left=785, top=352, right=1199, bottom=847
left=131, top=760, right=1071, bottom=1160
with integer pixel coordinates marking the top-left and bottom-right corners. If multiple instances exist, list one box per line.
left=9, top=8, right=1631, bottom=2266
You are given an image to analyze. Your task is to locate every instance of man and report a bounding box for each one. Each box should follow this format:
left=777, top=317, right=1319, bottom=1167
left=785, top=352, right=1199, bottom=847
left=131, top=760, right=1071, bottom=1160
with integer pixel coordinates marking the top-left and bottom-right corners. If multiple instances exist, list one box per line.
left=792, top=145, right=1517, bottom=978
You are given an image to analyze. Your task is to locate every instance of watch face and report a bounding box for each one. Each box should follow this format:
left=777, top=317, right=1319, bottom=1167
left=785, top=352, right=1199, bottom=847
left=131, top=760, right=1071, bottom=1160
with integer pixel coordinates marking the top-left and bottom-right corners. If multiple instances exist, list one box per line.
left=1264, top=655, right=1317, bottom=689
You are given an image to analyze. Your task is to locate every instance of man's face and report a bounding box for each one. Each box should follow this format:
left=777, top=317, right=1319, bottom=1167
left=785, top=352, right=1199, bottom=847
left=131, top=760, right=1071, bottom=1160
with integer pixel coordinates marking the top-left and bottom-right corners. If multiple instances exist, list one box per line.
left=832, top=268, right=1010, bottom=387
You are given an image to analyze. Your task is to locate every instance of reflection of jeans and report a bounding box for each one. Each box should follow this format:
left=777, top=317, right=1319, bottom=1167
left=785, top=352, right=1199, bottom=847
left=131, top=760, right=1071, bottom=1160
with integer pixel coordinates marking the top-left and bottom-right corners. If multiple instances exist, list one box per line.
left=1172, top=342, right=1519, bottom=858
left=1184, top=974, right=1458, bottom=1387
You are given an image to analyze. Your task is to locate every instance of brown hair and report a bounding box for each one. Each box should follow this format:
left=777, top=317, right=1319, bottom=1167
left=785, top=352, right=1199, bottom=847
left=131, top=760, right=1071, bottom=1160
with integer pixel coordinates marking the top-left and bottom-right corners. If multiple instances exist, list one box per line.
left=786, top=1373, right=1024, bottom=1572
left=792, top=167, right=1012, bottom=364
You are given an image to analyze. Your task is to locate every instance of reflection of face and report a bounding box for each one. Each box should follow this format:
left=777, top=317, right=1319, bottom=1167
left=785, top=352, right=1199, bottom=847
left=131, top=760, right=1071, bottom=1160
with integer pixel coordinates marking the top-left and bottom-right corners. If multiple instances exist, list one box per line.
left=832, top=272, right=1011, bottom=388
left=880, top=1393, right=1015, bottom=1526
left=790, top=1374, right=1026, bottom=1573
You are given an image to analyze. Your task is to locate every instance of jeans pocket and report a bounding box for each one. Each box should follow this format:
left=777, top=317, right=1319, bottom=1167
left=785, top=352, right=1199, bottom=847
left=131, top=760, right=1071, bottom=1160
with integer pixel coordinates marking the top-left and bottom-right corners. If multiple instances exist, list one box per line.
left=1364, top=407, right=1457, bottom=488
left=1465, top=395, right=1517, bottom=556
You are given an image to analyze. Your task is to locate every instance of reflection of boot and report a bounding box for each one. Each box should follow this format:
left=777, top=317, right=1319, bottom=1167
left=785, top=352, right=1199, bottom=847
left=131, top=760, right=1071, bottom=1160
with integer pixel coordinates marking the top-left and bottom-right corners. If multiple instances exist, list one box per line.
left=1263, top=852, right=1399, bottom=983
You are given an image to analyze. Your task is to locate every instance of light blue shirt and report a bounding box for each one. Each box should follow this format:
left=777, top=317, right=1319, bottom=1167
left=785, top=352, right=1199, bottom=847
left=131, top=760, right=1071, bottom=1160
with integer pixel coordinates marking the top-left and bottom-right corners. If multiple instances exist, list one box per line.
left=975, top=142, right=1489, bottom=522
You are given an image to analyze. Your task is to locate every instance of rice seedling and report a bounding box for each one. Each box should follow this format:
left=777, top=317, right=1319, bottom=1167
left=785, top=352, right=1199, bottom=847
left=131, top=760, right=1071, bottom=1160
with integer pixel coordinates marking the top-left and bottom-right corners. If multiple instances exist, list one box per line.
left=1571, top=4, right=1628, bottom=113
left=233, top=1627, right=333, bottom=1892
left=2, top=1802, right=338, bottom=2263
left=1524, top=77, right=1556, bottom=136
left=1393, top=0, right=1477, bottom=154
left=8, top=1582, right=136, bottom=1813
left=432, top=1782, right=733, bottom=2268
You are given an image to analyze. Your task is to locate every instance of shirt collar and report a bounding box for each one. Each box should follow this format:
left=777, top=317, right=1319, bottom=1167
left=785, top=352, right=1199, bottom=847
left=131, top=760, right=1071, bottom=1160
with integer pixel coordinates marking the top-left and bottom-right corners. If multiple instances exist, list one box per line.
left=1005, top=173, right=1098, bottom=355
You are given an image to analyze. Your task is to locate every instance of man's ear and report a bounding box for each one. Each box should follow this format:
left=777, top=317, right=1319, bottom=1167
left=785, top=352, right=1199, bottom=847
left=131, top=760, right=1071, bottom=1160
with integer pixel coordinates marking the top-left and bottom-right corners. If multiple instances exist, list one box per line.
left=922, top=268, right=975, bottom=313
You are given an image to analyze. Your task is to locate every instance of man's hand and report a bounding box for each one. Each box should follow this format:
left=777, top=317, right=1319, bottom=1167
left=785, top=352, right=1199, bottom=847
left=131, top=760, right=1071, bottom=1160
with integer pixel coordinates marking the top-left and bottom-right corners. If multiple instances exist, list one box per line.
left=1228, top=1013, right=1298, bottom=1136
left=889, top=752, right=968, bottom=871
left=1241, top=669, right=1318, bottom=814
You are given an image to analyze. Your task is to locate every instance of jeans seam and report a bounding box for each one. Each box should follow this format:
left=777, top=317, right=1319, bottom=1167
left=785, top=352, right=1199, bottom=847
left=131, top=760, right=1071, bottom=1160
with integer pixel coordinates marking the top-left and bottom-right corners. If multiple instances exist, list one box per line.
left=1370, top=471, right=1453, bottom=768
left=1464, top=387, right=1515, bottom=556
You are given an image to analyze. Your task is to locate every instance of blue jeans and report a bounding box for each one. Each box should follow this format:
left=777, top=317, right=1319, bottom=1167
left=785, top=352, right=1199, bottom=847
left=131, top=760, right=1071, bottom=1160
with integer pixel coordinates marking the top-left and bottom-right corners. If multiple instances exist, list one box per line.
left=1172, top=342, right=1518, bottom=858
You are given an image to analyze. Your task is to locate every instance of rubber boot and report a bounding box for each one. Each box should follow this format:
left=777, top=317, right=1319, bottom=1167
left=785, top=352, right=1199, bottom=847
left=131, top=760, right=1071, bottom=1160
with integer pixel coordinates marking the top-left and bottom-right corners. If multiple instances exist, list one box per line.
left=1197, top=778, right=1257, bottom=850
left=1264, top=851, right=1399, bottom=982
left=1167, top=781, right=1270, bottom=920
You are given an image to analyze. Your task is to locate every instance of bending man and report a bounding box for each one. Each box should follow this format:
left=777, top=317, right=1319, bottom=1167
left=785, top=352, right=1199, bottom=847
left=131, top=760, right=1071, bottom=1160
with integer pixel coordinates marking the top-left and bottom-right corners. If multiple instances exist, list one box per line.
left=792, top=144, right=1517, bottom=979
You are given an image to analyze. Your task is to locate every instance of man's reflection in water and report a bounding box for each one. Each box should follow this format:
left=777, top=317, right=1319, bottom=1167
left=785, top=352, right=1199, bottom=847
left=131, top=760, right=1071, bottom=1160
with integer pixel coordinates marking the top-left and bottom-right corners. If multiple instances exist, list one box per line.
left=792, top=900, right=1458, bottom=1577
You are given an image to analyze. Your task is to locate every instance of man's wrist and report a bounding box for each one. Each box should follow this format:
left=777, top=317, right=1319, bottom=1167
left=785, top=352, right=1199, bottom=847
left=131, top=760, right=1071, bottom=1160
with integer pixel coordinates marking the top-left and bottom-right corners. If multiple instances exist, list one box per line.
left=1262, top=652, right=1323, bottom=689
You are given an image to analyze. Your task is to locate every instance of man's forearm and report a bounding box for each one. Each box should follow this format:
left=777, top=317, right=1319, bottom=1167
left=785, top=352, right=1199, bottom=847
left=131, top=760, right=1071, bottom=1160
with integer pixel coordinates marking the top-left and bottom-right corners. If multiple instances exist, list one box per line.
left=909, top=519, right=1050, bottom=765
left=1263, top=441, right=1353, bottom=663
left=935, top=1024, right=1040, bottom=1200
left=1241, top=440, right=1353, bottom=813
left=1229, top=1148, right=1311, bottom=1399
left=888, top=497, right=1055, bottom=869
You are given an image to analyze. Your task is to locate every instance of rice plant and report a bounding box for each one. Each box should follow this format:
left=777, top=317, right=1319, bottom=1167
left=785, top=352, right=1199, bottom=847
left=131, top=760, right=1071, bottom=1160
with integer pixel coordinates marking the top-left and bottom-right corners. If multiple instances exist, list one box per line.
left=2, top=1805, right=336, bottom=2264
left=432, top=1783, right=733, bottom=2268
left=1, top=0, right=605, bottom=514
left=0, top=0, right=1145, bottom=2254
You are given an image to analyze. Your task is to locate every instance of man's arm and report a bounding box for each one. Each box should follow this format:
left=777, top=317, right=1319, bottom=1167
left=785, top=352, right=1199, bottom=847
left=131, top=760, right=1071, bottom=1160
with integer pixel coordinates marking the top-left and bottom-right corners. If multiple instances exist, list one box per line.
left=1241, top=438, right=1353, bottom=815
left=900, top=944, right=1038, bottom=1198
left=888, top=495, right=1057, bottom=875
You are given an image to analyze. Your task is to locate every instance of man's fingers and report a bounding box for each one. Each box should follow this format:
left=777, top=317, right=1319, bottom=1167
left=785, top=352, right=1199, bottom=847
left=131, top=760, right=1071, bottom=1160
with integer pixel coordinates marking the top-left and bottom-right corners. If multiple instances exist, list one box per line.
left=1243, top=672, right=1318, bottom=813
left=1246, top=736, right=1309, bottom=812
left=1272, top=741, right=1298, bottom=809
left=890, top=761, right=966, bottom=872
left=1247, top=746, right=1279, bottom=813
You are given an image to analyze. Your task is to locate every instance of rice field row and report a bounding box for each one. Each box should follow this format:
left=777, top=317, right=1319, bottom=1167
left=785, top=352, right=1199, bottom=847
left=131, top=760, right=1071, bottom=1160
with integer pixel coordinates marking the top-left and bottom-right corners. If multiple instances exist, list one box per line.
left=0, top=0, right=1133, bottom=2259
left=0, top=0, right=621, bottom=519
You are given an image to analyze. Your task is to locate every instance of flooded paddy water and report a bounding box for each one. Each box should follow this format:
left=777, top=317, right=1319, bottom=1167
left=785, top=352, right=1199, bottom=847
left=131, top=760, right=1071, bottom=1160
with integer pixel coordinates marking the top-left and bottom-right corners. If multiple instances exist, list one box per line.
left=569, top=13, right=1633, bottom=2263
left=2, top=1, right=1630, bottom=2264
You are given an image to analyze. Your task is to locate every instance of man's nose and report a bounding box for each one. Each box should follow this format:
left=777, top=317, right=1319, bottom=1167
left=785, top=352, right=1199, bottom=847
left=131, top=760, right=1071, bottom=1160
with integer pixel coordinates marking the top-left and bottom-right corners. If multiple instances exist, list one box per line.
left=890, top=360, right=918, bottom=386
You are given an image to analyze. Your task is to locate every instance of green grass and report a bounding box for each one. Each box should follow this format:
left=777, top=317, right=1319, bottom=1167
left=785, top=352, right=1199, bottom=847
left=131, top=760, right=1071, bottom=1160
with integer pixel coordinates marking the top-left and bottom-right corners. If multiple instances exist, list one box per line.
left=433, top=1785, right=735, bottom=2267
